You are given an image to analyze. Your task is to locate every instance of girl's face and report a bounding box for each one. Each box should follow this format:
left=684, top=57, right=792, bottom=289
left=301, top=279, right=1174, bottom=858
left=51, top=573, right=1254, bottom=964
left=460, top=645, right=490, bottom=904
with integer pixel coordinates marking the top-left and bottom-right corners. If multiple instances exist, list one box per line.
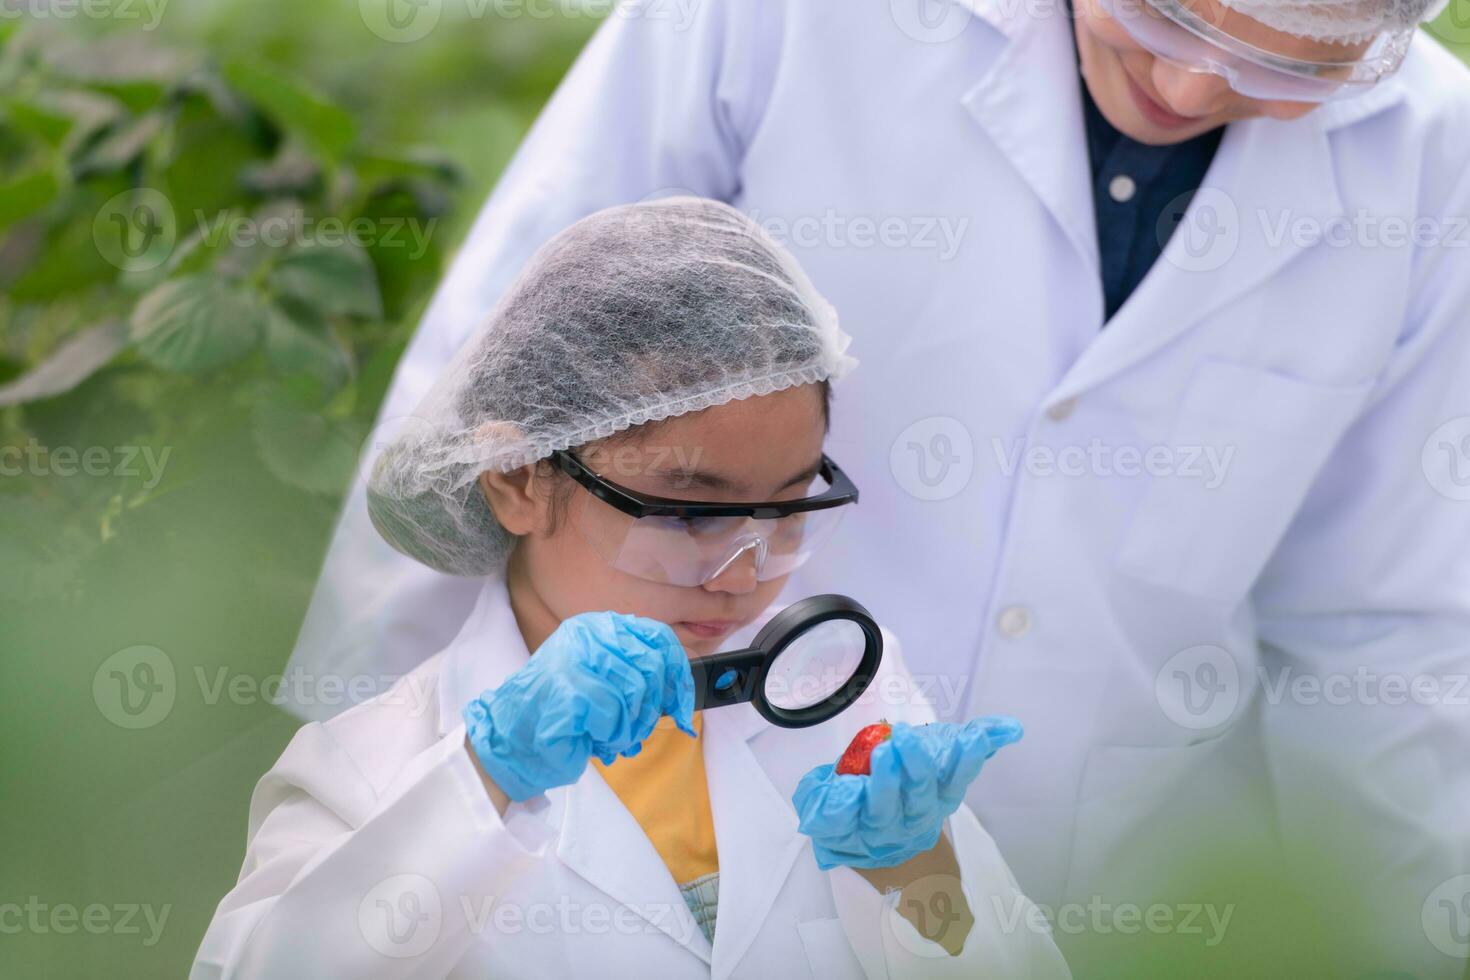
left=1073, top=0, right=1368, bottom=145
left=481, top=384, right=830, bottom=658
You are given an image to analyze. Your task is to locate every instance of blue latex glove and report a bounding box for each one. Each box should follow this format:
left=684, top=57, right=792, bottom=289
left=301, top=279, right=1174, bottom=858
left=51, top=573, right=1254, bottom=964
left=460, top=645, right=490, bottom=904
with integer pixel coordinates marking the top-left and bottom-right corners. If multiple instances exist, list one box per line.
left=464, top=611, right=696, bottom=801
left=792, top=717, right=1023, bottom=870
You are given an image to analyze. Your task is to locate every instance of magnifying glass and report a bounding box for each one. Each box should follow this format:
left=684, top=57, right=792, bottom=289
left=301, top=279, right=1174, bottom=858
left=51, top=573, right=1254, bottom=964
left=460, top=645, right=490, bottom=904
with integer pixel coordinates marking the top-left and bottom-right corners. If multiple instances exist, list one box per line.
left=689, top=595, right=882, bottom=729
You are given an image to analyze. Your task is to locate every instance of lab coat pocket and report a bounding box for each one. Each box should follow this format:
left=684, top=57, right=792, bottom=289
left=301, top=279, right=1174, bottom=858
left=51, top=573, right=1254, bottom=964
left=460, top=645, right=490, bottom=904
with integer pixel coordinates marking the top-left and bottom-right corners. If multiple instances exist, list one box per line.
left=1115, top=359, right=1373, bottom=603
left=1066, top=734, right=1235, bottom=902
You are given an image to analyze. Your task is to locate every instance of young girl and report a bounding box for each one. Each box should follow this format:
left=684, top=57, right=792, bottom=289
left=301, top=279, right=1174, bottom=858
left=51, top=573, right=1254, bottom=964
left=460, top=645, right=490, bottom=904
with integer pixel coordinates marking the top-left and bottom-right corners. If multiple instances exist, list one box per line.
left=192, top=199, right=1068, bottom=979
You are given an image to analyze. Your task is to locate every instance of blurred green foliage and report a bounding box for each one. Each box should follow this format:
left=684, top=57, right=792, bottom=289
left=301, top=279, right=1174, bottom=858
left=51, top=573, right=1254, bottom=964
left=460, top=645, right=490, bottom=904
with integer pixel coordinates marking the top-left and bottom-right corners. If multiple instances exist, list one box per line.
left=1, top=1, right=1468, bottom=978
left=0, top=3, right=592, bottom=978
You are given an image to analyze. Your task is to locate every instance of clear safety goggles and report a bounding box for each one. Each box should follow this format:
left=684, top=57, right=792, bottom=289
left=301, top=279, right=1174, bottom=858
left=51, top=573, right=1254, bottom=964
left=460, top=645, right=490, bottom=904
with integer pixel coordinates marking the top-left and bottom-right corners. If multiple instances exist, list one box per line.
left=552, top=450, right=858, bottom=587
left=1097, top=0, right=1413, bottom=102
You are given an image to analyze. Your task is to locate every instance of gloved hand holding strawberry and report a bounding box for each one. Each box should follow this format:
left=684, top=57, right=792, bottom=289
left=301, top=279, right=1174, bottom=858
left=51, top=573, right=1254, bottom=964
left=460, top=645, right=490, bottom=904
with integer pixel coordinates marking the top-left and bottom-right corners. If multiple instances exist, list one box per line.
left=792, top=717, right=1023, bottom=870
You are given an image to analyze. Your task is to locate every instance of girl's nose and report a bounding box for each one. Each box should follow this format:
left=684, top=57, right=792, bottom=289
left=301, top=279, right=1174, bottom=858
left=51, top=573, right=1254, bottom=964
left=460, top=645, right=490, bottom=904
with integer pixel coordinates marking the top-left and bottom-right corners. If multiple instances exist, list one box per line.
left=702, top=547, right=760, bottom=595
left=1150, top=61, right=1233, bottom=117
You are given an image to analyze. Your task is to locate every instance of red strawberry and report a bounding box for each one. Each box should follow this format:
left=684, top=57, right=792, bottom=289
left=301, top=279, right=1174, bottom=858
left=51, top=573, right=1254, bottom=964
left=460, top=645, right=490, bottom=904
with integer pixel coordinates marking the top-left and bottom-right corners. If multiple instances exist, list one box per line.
left=835, top=721, right=892, bottom=776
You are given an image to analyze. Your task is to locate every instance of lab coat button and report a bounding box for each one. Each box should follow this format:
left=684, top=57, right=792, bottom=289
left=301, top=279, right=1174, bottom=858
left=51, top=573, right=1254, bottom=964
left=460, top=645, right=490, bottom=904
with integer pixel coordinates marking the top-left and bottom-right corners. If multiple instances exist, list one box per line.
left=997, top=606, right=1032, bottom=638
left=1046, top=398, right=1077, bottom=422
left=1109, top=175, right=1137, bottom=203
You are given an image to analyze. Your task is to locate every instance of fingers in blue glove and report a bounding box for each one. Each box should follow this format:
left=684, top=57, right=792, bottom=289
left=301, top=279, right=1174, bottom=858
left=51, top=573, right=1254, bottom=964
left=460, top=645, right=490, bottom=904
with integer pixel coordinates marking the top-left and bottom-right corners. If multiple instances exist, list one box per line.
left=464, top=611, right=697, bottom=801
left=872, top=724, right=941, bottom=830
left=791, top=716, right=1026, bottom=870
left=600, top=613, right=697, bottom=740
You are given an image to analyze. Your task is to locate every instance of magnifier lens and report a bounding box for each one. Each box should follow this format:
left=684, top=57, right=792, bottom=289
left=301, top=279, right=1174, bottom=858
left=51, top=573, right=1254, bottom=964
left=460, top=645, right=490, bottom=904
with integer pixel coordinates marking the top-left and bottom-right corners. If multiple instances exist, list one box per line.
left=763, top=619, right=868, bottom=711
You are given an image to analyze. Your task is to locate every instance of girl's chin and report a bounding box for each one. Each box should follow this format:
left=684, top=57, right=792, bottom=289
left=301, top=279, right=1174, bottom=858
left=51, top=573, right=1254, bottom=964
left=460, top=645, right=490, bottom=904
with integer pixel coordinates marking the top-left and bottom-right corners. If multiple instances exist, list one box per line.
left=676, top=635, right=723, bottom=659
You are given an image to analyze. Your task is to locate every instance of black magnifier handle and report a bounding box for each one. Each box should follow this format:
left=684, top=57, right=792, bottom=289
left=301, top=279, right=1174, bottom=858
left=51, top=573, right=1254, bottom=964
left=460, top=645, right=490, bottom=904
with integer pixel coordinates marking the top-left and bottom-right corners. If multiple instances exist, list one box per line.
left=690, top=647, right=768, bottom=711
left=684, top=595, right=883, bottom=728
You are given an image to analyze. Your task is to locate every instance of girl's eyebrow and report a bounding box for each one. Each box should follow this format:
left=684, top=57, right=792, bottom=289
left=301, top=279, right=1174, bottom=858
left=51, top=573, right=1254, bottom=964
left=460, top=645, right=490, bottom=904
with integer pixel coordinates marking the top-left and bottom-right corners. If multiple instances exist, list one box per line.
left=650, top=458, right=823, bottom=495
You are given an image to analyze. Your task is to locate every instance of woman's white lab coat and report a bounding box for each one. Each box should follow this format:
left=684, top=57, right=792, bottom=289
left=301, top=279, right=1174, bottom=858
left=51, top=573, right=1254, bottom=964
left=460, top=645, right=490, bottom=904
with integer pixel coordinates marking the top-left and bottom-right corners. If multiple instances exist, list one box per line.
left=283, top=3, right=1470, bottom=971
left=192, top=577, right=1070, bottom=979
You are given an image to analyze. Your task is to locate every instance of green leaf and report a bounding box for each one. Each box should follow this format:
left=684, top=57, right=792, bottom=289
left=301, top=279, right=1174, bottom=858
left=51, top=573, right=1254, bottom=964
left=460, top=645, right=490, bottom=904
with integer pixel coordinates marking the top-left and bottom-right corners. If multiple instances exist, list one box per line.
left=355, top=147, right=464, bottom=188
left=222, top=59, right=356, bottom=163
left=34, top=90, right=129, bottom=156
left=129, top=275, right=268, bottom=373
left=4, top=99, right=76, bottom=147
left=6, top=207, right=122, bottom=303
left=251, top=396, right=365, bottom=495
left=42, top=33, right=197, bottom=88
left=0, top=320, right=128, bottom=408
left=267, top=241, right=382, bottom=319
left=264, top=299, right=351, bottom=391
left=239, top=147, right=322, bottom=198
left=73, top=111, right=167, bottom=177
left=0, top=170, right=58, bottom=231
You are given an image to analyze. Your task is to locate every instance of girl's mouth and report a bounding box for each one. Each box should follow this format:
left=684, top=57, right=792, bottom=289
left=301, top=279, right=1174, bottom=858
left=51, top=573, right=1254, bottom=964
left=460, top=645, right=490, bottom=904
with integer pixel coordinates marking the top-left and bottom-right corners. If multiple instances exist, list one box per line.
left=675, top=619, right=740, bottom=640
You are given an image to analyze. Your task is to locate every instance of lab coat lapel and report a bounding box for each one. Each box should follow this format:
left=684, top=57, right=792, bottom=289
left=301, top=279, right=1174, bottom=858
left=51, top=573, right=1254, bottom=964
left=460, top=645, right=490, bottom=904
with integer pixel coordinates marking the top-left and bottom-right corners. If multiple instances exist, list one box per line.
left=437, top=590, right=807, bottom=972
left=556, top=764, right=715, bottom=964
left=439, top=580, right=713, bottom=962
left=1053, top=112, right=1349, bottom=398
left=701, top=703, right=808, bottom=980
left=959, top=0, right=1101, bottom=278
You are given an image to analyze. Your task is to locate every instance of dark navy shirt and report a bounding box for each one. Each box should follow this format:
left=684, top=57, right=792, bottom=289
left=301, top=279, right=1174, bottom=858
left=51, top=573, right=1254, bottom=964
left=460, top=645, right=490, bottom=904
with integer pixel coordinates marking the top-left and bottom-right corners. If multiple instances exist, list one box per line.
left=1073, top=43, right=1226, bottom=320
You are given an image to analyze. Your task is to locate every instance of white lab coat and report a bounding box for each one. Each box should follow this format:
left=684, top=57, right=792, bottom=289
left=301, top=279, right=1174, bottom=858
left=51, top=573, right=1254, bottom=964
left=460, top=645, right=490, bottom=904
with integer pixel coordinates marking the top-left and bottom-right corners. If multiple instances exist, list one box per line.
left=285, top=0, right=1470, bottom=971
left=193, top=577, right=1070, bottom=979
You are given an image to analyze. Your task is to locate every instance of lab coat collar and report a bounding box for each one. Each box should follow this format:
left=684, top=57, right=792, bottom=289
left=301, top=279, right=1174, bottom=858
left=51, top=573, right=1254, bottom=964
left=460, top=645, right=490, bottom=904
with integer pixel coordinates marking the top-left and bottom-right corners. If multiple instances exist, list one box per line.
left=1053, top=106, right=1350, bottom=398
left=436, top=579, right=803, bottom=977
left=945, top=0, right=1413, bottom=400
left=950, top=0, right=1412, bottom=304
left=958, top=0, right=1102, bottom=279
left=436, top=579, right=716, bottom=962
left=701, top=703, right=808, bottom=980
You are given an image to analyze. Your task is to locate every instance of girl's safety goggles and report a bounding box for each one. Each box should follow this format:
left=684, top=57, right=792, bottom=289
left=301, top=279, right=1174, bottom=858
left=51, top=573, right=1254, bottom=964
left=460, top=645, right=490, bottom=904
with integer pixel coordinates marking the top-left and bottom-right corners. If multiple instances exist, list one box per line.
left=551, top=450, right=858, bottom=587
left=1097, top=0, right=1413, bottom=103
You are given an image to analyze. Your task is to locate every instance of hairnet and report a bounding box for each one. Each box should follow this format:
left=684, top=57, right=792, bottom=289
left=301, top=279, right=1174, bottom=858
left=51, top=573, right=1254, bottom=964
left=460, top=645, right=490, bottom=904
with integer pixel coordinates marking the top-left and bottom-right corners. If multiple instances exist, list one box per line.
left=1215, top=0, right=1449, bottom=45
left=366, top=197, right=857, bottom=577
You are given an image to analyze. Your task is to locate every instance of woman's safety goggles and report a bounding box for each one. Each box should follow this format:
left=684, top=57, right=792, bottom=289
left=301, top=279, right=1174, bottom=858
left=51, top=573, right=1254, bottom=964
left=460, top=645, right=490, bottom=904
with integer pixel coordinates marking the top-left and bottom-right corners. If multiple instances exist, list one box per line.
left=1097, top=0, right=1413, bottom=103
left=551, top=450, right=858, bottom=587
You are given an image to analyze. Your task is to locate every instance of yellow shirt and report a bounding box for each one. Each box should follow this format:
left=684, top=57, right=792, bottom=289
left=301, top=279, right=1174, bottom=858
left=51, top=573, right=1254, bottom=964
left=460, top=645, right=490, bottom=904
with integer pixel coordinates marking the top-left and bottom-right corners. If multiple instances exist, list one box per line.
left=591, top=711, right=720, bottom=886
